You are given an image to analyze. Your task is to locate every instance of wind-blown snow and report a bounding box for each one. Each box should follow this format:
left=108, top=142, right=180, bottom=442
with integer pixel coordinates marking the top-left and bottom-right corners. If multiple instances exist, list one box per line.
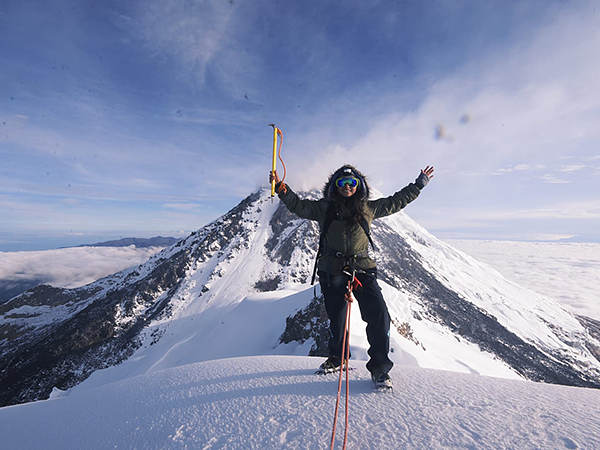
left=1, top=355, right=597, bottom=449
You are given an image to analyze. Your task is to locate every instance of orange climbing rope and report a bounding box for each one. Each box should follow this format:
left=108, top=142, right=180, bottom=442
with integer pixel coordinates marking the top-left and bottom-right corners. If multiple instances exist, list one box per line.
left=330, top=272, right=362, bottom=450
left=269, top=124, right=286, bottom=199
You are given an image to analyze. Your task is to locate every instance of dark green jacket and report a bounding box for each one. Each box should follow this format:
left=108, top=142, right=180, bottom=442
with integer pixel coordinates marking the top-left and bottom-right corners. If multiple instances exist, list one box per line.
left=277, top=177, right=421, bottom=274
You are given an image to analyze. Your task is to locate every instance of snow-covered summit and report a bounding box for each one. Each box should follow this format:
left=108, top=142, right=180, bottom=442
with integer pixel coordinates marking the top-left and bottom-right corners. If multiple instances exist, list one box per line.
left=1, top=187, right=600, bottom=408
left=1, top=355, right=598, bottom=449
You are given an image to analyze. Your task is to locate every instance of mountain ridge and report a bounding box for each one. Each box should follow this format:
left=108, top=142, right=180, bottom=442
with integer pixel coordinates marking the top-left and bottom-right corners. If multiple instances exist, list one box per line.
left=66, top=236, right=179, bottom=249
left=1, top=188, right=600, bottom=407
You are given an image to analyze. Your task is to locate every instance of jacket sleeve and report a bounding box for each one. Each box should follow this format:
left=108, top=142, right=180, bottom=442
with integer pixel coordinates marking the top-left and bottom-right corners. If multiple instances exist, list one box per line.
left=368, top=183, right=421, bottom=219
left=276, top=182, right=326, bottom=221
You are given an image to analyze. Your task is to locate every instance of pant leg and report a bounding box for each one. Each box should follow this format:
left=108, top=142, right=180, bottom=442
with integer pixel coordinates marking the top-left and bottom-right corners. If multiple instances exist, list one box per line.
left=353, top=272, right=393, bottom=375
left=318, top=272, right=351, bottom=360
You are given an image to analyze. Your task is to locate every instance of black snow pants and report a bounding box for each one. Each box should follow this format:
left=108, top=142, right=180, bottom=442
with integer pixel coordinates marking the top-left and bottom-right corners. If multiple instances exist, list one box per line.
left=318, top=269, right=393, bottom=376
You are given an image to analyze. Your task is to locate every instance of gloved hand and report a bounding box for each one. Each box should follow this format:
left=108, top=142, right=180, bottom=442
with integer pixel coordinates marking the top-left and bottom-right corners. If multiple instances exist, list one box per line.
left=415, top=166, right=434, bottom=189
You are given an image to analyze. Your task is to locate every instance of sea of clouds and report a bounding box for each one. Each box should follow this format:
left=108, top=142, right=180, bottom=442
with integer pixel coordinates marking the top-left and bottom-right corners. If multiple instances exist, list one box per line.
left=447, top=240, right=600, bottom=321
left=0, top=246, right=164, bottom=302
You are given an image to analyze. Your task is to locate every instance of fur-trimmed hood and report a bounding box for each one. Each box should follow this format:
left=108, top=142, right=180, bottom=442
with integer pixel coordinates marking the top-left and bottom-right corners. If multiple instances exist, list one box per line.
left=322, top=165, right=370, bottom=200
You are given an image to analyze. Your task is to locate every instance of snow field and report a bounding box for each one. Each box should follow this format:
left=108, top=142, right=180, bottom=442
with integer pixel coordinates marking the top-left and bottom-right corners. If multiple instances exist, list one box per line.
left=1, top=355, right=598, bottom=449
left=69, top=279, right=525, bottom=398
left=3, top=187, right=600, bottom=450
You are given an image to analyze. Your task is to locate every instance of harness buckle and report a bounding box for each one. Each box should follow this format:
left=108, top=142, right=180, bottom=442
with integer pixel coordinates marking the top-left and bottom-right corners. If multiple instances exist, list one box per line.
left=342, top=266, right=355, bottom=279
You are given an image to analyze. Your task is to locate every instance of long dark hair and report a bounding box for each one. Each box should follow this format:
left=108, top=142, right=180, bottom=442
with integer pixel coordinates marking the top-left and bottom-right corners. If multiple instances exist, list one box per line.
left=333, top=189, right=366, bottom=225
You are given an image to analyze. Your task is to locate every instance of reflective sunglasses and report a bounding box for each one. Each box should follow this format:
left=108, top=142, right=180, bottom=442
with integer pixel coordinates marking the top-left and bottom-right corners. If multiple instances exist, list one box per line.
left=335, top=176, right=359, bottom=188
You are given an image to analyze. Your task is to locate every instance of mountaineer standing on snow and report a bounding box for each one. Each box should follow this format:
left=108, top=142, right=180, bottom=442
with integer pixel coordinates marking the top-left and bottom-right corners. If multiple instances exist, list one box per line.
left=269, top=164, right=434, bottom=389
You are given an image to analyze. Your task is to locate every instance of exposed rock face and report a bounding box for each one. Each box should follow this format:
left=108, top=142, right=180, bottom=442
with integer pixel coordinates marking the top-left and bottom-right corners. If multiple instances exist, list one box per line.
left=279, top=293, right=330, bottom=357
left=2, top=188, right=600, bottom=408
left=576, top=315, right=600, bottom=363
left=0, top=279, right=46, bottom=304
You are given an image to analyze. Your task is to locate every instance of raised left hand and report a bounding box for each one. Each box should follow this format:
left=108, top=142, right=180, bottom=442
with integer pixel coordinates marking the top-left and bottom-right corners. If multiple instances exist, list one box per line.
left=421, top=166, right=434, bottom=179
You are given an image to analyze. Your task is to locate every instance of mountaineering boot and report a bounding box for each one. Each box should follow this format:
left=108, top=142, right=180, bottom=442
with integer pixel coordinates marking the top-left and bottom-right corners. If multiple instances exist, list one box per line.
left=372, top=372, right=393, bottom=391
left=315, top=356, right=345, bottom=374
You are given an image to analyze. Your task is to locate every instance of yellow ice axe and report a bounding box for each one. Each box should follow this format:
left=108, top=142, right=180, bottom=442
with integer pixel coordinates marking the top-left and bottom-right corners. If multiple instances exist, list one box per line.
left=269, top=124, right=284, bottom=200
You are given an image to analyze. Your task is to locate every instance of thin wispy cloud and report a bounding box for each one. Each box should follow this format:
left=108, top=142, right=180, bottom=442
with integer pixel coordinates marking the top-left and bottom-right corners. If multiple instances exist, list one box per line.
left=484, top=201, right=600, bottom=220
left=2, top=0, right=600, bottom=248
left=537, top=174, right=570, bottom=184
left=126, top=1, right=246, bottom=94
left=558, top=165, right=587, bottom=172
left=278, top=3, right=600, bottom=243
left=493, top=164, right=546, bottom=175
left=162, top=203, right=202, bottom=212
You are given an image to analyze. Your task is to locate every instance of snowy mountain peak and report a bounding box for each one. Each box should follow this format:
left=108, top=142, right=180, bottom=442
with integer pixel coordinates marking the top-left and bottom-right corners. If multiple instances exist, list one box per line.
left=1, top=188, right=600, bottom=407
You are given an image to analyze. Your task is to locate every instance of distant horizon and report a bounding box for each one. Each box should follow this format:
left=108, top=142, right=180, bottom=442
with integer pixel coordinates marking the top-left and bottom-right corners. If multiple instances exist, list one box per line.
left=1, top=211, right=600, bottom=253
left=2, top=221, right=600, bottom=253
left=1, top=183, right=599, bottom=252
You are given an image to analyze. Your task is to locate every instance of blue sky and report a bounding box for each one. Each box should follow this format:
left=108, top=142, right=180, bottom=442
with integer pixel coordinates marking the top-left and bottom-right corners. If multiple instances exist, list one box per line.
left=1, top=0, right=599, bottom=251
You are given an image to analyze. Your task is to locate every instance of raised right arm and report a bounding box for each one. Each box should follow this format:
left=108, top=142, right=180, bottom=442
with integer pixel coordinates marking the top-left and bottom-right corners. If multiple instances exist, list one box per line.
left=276, top=182, right=327, bottom=221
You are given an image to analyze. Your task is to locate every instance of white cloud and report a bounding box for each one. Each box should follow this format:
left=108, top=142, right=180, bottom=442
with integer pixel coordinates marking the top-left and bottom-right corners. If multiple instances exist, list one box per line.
left=492, top=164, right=546, bottom=175
left=4, top=1, right=599, bottom=246
left=558, top=164, right=587, bottom=172
left=447, top=239, right=600, bottom=319
left=0, top=246, right=165, bottom=289
left=537, top=174, right=570, bottom=184
left=289, top=4, right=600, bottom=198
left=478, top=200, right=600, bottom=221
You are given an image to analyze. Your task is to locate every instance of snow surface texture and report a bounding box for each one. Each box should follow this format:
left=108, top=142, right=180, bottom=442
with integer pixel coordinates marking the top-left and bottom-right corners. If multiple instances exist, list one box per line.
left=446, top=240, right=600, bottom=321
left=1, top=355, right=598, bottom=449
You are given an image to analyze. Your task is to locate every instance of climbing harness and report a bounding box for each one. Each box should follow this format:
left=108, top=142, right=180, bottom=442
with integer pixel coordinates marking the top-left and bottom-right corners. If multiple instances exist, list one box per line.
left=268, top=124, right=286, bottom=201
left=329, top=269, right=362, bottom=450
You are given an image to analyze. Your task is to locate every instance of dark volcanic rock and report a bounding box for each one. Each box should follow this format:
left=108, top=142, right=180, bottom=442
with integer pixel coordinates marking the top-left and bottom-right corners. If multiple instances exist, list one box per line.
left=279, top=293, right=330, bottom=357
left=0, top=248, right=190, bottom=407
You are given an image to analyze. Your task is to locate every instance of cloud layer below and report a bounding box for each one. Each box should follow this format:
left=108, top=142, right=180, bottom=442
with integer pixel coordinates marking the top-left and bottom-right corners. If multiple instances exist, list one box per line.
left=0, top=246, right=162, bottom=290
